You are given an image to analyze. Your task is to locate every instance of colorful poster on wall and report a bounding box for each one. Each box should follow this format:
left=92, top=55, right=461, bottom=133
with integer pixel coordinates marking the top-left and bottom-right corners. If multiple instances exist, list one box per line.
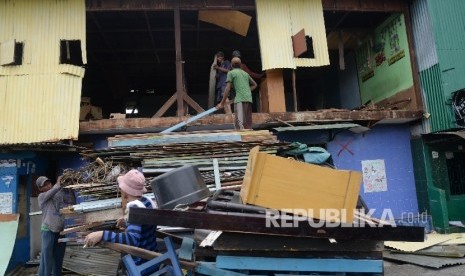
left=0, top=192, right=13, bottom=214
left=361, top=159, right=387, bottom=193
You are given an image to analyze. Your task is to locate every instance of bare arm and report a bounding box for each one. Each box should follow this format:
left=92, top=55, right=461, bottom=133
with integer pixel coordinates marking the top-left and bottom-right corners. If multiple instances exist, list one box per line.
left=216, top=82, right=232, bottom=109
left=249, top=76, right=258, bottom=91
left=242, top=64, right=263, bottom=80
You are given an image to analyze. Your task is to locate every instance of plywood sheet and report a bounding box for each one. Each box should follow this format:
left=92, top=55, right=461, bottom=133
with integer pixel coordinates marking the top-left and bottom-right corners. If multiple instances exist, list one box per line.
left=198, top=10, right=251, bottom=37
left=259, top=69, right=286, bottom=112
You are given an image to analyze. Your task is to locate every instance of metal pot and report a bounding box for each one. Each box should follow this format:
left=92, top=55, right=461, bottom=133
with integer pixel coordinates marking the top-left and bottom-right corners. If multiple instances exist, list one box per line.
left=151, top=165, right=211, bottom=209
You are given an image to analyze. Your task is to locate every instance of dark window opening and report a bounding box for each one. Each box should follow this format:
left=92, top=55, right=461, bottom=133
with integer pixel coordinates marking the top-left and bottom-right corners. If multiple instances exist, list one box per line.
left=60, top=40, right=83, bottom=65
left=446, top=152, right=465, bottom=195
left=297, top=36, right=315, bottom=59
left=13, top=42, right=24, bottom=65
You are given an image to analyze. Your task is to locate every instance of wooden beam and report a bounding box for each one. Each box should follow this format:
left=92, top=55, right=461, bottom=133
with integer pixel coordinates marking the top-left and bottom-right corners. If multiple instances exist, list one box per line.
left=153, top=93, right=177, bottom=118
left=80, top=110, right=424, bottom=134
left=86, top=0, right=256, bottom=11
left=128, top=208, right=425, bottom=242
left=64, top=208, right=122, bottom=224
left=261, top=69, right=286, bottom=112
left=85, top=0, right=405, bottom=12
left=174, top=1, right=185, bottom=117
left=183, top=94, right=205, bottom=114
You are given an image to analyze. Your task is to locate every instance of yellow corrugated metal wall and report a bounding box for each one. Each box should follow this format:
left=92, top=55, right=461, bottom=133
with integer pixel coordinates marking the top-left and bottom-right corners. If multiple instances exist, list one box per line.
left=256, top=0, right=329, bottom=70
left=0, top=0, right=86, bottom=144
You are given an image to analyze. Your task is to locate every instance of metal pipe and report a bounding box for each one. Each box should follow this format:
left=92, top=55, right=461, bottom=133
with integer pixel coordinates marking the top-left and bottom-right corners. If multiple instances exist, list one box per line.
left=161, top=107, right=218, bottom=133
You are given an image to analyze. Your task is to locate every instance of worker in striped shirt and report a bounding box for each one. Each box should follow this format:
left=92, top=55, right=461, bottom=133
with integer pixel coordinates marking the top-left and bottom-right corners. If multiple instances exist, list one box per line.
left=84, top=169, right=157, bottom=275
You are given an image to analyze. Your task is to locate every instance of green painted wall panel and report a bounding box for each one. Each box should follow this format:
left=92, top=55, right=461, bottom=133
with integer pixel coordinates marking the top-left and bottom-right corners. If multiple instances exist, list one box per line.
left=356, top=14, right=414, bottom=104
left=428, top=0, right=465, bottom=95
left=419, top=65, right=455, bottom=132
left=410, top=138, right=429, bottom=213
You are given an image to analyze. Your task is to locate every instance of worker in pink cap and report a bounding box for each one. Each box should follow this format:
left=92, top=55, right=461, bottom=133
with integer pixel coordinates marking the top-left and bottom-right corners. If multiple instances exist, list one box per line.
left=84, top=169, right=158, bottom=275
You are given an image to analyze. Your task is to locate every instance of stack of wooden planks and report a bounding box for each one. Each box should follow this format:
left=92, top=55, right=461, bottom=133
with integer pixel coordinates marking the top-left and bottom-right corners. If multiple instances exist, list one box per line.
left=81, top=130, right=289, bottom=190
left=60, top=130, right=289, bottom=236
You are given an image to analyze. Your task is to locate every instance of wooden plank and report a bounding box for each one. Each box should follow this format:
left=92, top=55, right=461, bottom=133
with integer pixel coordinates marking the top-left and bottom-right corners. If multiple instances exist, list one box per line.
left=208, top=54, right=217, bottom=108
left=128, top=208, right=425, bottom=242
left=174, top=2, right=185, bottom=117
left=153, top=93, right=177, bottom=118
left=80, top=110, right=424, bottom=134
left=212, top=232, right=382, bottom=252
left=183, top=93, right=205, bottom=113
left=265, top=69, right=286, bottom=112
left=65, top=208, right=122, bottom=224
left=61, top=221, right=106, bottom=235
left=198, top=10, right=251, bottom=37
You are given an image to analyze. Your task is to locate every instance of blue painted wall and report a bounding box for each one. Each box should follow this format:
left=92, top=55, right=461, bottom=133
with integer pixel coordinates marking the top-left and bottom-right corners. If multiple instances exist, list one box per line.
left=1, top=151, right=83, bottom=272
left=277, top=124, right=419, bottom=219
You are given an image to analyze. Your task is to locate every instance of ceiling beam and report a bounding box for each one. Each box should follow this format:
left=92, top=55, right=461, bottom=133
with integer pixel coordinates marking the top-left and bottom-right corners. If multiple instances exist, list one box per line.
left=86, top=0, right=406, bottom=12
left=86, top=0, right=256, bottom=11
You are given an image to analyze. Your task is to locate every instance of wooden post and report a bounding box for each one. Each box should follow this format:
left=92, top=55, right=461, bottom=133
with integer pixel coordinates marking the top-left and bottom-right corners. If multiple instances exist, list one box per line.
left=153, top=1, right=205, bottom=118
left=260, top=69, right=286, bottom=112
left=174, top=0, right=184, bottom=117
left=292, top=70, right=297, bottom=112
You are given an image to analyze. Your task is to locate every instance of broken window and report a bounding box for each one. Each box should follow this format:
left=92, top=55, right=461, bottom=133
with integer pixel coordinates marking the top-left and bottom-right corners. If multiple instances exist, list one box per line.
left=0, top=39, right=24, bottom=66
left=60, top=40, right=83, bottom=65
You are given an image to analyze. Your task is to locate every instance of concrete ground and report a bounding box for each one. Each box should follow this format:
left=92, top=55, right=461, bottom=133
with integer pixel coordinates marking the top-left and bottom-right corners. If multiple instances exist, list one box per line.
left=384, top=260, right=465, bottom=276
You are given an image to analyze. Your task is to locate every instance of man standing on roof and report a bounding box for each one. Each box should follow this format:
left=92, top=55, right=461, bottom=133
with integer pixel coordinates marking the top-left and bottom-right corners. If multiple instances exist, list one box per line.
left=216, top=57, right=258, bottom=130
left=36, top=175, right=66, bottom=276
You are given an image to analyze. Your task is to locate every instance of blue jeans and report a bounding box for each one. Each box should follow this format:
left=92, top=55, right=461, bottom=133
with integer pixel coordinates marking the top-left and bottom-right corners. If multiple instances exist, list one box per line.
left=38, top=230, right=66, bottom=276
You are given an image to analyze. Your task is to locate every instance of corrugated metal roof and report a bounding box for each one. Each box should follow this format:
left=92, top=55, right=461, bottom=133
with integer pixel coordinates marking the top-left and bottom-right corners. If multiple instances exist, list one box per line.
left=256, top=0, right=329, bottom=70
left=0, top=0, right=86, bottom=145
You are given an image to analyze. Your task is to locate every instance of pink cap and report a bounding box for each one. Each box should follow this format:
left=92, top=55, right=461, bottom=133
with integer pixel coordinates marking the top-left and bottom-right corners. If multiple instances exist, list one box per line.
left=117, top=169, right=147, bottom=197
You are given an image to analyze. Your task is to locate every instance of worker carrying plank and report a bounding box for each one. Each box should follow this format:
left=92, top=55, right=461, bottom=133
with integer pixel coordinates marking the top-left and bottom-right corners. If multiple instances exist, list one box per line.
left=216, top=57, right=258, bottom=130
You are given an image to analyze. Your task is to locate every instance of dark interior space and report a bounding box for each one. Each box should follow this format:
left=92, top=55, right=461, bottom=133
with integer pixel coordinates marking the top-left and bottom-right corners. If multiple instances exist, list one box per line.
left=83, top=9, right=391, bottom=118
